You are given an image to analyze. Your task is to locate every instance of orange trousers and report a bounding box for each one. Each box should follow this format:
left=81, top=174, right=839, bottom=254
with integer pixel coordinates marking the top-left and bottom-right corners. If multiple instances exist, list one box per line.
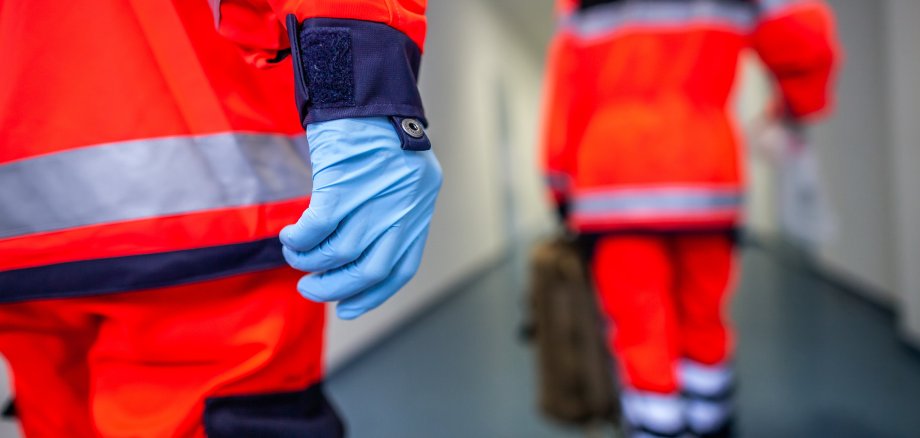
left=0, top=268, right=331, bottom=438
left=592, top=233, right=736, bottom=394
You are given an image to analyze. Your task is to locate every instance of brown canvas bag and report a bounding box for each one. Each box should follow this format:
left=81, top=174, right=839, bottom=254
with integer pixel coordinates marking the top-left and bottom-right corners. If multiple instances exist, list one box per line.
left=528, top=235, right=621, bottom=426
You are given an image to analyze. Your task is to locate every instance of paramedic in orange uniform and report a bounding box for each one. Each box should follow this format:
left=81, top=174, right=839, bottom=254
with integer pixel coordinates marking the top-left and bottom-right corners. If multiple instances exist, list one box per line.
left=540, top=0, right=839, bottom=436
left=0, top=0, right=437, bottom=436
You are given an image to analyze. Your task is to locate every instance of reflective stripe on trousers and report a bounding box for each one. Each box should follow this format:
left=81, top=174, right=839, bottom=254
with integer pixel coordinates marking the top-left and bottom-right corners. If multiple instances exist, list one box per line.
left=679, top=359, right=735, bottom=435
left=620, top=389, right=688, bottom=437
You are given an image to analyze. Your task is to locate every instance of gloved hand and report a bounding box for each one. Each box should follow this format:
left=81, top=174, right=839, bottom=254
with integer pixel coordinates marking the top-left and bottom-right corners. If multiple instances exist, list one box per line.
left=280, top=117, right=442, bottom=319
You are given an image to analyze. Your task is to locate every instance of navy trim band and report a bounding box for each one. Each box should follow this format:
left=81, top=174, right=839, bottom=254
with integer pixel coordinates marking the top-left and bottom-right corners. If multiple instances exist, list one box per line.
left=204, top=383, right=344, bottom=438
left=0, top=238, right=286, bottom=303
left=682, top=384, right=737, bottom=402
left=287, top=16, right=426, bottom=127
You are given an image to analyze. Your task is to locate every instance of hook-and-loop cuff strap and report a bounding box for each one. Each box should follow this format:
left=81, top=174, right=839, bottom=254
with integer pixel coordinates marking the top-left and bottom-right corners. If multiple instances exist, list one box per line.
left=286, top=15, right=427, bottom=127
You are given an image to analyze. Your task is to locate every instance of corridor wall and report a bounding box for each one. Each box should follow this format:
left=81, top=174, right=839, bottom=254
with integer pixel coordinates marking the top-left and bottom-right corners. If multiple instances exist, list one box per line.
left=743, top=0, right=920, bottom=347
left=325, top=0, right=554, bottom=369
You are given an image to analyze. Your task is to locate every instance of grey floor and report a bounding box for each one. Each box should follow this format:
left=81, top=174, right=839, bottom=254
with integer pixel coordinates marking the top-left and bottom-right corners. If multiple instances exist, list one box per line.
left=326, top=245, right=920, bottom=438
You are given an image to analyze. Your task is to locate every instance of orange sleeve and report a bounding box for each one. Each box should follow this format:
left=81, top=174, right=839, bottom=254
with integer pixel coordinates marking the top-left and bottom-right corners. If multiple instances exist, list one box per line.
left=211, top=0, right=429, bottom=126
left=212, top=0, right=427, bottom=67
left=268, top=0, right=426, bottom=50
left=540, top=0, right=583, bottom=205
left=751, top=0, right=841, bottom=119
left=541, top=30, right=580, bottom=204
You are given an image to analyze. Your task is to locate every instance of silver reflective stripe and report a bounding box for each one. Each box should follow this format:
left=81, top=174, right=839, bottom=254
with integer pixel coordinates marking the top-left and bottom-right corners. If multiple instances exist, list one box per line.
left=620, top=389, right=687, bottom=435
left=208, top=0, right=222, bottom=27
left=0, top=133, right=312, bottom=239
left=757, top=0, right=812, bottom=13
left=562, top=0, right=757, bottom=39
left=686, top=397, right=733, bottom=434
left=680, top=360, right=735, bottom=434
left=574, top=187, right=741, bottom=217
left=758, top=0, right=814, bottom=14
left=679, top=359, right=734, bottom=396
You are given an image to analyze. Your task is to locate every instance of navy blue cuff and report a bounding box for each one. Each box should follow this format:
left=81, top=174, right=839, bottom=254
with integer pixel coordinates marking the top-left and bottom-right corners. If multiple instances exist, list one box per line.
left=286, top=15, right=427, bottom=127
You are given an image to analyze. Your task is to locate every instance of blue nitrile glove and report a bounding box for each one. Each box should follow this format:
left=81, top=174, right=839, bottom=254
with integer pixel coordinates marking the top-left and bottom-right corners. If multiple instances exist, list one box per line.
left=280, top=117, right=442, bottom=319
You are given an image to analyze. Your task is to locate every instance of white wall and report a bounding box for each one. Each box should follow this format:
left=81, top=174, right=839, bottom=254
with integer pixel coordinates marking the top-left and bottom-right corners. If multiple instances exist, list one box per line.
left=799, top=0, right=920, bottom=344
left=810, top=0, right=896, bottom=301
left=734, top=54, right=778, bottom=237
left=740, top=0, right=893, bottom=293
left=742, top=0, right=897, bottom=300
left=324, top=0, right=553, bottom=369
left=883, top=0, right=920, bottom=347
left=740, top=0, right=920, bottom=346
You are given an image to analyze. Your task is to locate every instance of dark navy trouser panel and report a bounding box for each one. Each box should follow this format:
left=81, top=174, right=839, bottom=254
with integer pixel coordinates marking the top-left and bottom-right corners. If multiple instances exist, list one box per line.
left=204, top=383, right=345, bottom=438
left=0, top=238, right=286, bottom=303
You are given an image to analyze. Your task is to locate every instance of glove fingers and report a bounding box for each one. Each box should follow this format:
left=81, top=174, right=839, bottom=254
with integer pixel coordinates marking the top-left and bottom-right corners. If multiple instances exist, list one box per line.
left=335, top=226, right=429, bottom=320
left=280, top=191, right=341, bottom=252
left=296, top=225, right=405, bottom=303
left=281, top=208, right=377, bottom=273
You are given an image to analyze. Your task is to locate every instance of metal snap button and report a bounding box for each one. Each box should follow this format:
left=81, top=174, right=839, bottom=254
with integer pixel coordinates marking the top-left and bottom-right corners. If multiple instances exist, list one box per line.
left=400, top=118, right=425, bottom=139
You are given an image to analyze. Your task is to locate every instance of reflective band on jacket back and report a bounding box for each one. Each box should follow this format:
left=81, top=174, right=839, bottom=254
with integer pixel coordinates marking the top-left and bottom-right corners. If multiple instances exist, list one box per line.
left=561, top=0, right=758, bottom=38
left=759, top=0, right=812, bottom=15
left=573, top=187, right=742, bottom=217
left=0, top=133, right=312, bottom=239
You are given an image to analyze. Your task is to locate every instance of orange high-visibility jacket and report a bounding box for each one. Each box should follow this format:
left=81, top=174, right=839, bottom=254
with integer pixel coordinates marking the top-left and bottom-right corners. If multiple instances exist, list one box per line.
left=0, top=0, right=427, bottom=301
left=541, top=0, right=839, bottom=232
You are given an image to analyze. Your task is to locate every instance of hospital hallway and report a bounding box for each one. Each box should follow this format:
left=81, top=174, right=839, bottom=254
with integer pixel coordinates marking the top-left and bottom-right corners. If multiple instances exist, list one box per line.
left=2, top=1, right=920, bottom=436
left=325, top=241, right=920, bottom=438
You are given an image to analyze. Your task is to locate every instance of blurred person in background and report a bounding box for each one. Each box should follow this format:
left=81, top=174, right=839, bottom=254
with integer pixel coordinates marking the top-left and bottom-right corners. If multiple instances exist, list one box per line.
left=540, top=0, right=839, bottom=436
left=0, top=0, right=438, bottom=436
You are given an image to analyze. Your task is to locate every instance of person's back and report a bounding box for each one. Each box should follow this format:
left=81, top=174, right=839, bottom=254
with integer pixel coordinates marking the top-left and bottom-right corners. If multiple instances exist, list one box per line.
left=540, top=1, right=839, bottom=436
left=544, top=0, right=836, bottom=231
